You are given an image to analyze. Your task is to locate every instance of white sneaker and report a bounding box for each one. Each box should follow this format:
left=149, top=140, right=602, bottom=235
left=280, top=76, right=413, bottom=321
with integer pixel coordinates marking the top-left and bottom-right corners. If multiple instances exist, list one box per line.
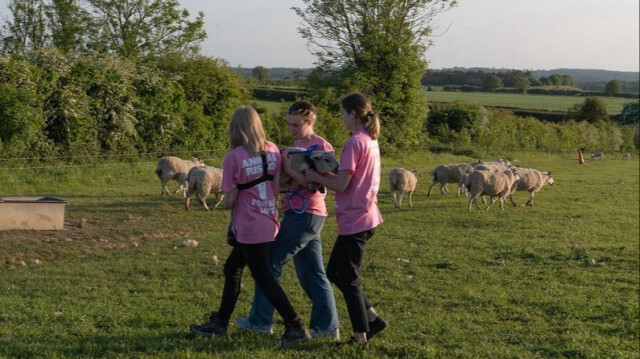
left=235, top=316, right=273, bottom=335
left=311, top=327, right=340, bottom=340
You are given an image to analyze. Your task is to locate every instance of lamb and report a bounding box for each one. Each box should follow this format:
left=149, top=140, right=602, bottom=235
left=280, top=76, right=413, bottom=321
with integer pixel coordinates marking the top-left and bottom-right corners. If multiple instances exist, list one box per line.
left=280, top=147, right=339, bottom=193
left=467, top=168, right=520, bottom=211
left=622, top=152, right=630, bottom=160
left=185, top=166, right=224, bottom=211
left=428, top=163, right=475, bottom=196
left=591, top=152, right=604, bottom=160
left=389, top=168, right=419, bottom=208
left=508, top=167, right=554, bottom=207
left=155, top=156, right=204, bottom=196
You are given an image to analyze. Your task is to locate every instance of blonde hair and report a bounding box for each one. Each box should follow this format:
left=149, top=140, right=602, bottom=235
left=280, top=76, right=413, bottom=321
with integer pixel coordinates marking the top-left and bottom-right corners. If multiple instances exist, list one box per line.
left=229, top=106, right=267, bottom=156
left=287, top=100, right=317, bottom=124
left=340, top=93, right=380, bottom=140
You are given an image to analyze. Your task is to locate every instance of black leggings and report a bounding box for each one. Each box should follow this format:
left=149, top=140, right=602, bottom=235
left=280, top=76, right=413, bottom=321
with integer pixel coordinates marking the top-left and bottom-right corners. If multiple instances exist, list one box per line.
left=326, top=229, right=375, bottom=333
left=217, top=242, right=298, bottom=326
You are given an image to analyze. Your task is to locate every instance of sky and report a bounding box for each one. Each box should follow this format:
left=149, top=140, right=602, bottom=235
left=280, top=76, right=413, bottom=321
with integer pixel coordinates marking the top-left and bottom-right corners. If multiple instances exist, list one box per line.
left=1, top=0, right=639, bottom=72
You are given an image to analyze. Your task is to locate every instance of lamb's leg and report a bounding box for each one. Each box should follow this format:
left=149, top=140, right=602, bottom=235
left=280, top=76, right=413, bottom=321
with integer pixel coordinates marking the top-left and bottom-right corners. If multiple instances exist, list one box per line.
left=469, top=195, right=481, bottom=210
left=499, top=196, right=506, bottom=211
left=440, top=183, right=447, bottom=195
left=185, top=196, right=191, bottom=210
left=526, top=192, right=535, bottom=206
left=427, top=180, right=438, bottom=196
left=392, top=192, right=399, bottom=208
left=408, top=191, right=413, bottom=207
left=212, top=193, right=224, bottom=210
left=509, top=194, right=518, bottom=207
left=485, top=196, right=498, bottom=211
left=397, top=191, right=404, bottom=208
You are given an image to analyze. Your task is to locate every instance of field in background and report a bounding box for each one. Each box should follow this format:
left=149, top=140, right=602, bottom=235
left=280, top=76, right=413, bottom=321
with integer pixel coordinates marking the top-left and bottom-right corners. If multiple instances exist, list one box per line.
left=424, top=91, right=633, bottom=114
left=1, top=151, right=638, bottom=358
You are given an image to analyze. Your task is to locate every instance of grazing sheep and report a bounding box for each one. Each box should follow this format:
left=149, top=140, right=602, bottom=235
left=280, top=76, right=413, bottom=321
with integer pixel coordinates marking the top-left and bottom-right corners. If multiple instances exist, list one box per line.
left=468, top=168, right=520, bottom=211
left=389, top=168, right=419, bottom=208
left=591, top=152, right=604, bottom=160
left=185, top=166, right=224, bottom=211
left=280, top=147, right=339, bottom=193
left=622, top=152, right=630, bottom=160
left=508, top=168, right=554, bottom=207
left=155, top=156, right=204, bottom=196
left=428, top=163, right=475, bottom=196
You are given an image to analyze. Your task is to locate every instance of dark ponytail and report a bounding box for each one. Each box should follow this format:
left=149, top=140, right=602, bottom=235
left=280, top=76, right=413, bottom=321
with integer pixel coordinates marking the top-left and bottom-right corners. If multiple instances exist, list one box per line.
left=340, top=93, right=380, bottom=139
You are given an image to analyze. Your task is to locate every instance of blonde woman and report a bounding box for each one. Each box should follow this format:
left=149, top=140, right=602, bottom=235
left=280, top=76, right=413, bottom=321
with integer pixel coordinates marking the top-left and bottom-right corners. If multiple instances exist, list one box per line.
left=190, top=106, right=311, bottom=346
left=236, top=100, right=340, bottom=340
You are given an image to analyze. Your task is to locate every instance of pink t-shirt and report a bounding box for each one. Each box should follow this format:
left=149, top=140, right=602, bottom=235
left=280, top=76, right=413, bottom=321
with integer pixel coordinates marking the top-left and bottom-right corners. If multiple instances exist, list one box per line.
left=334, top=130, right=383, bottom=235
left=221, top=141, right=281, bottom=244
left=281, top=136, right=334, bottom=217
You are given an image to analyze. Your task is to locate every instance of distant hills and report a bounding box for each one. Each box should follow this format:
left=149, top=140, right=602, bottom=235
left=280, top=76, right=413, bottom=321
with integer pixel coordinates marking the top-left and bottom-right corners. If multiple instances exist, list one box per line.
left=233, top=66, right=638, bottom=82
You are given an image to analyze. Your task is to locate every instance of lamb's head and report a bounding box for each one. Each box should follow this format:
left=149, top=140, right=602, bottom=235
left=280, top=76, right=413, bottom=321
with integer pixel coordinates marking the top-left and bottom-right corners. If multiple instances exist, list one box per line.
left=545, top=171, right=554, bottom=186
left=190, top=158, right=205, bottom=165
left=309, top=151, right=339, bottom=175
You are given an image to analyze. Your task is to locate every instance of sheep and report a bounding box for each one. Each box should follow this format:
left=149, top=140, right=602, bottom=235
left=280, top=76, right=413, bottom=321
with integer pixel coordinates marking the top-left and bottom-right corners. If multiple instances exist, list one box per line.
left=591, top=152, right=604, bottom=160
left=622, top=152, right=631, bottom=160
left=185, top=166, right=224, bottom=211
left=280, top=147, right=339, bottom=193
left=428, top=163, right=475, bottom=196
left=508, top=167, right=554, bottom=207
left=389, top=168, right=419, bottom=208
left=468, top=168, right=520, bottom=211
left=155, top=156, right=204, bottom=196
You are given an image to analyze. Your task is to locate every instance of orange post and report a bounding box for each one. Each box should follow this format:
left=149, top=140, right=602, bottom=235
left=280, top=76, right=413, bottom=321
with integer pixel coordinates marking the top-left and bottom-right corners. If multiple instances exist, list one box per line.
left=578, top=148, right=585, bottom=164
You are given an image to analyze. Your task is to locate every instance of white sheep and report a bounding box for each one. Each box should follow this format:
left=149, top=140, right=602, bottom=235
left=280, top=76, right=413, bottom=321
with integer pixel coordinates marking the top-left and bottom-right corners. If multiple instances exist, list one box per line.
left=508, top=167, right=554, bottom=207
left=428, top=163, right=475, bottom=196
left=468, top=168, right=520, bottom=211
left=389, top=168, right=419, bottom=208
left=185, top=166, right=224, bottom=211
left=622, top=152, right=630, bottom=160
left=591, top=152, right=604, bottom=160
left=280, top=147, right=339, bottom=193
left=155, top=156, right=204, bottom=196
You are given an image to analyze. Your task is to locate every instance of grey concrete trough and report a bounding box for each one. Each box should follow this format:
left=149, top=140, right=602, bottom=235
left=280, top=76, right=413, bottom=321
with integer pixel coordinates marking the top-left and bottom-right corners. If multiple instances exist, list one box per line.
left=0, top=196, right=68, bottom=230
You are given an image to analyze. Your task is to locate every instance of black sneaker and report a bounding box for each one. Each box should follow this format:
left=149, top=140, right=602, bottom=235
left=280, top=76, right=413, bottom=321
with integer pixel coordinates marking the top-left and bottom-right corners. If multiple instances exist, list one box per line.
left=190, top=312, right=227, bottom=337
left=280, top=318, right=311, bottom=346
left=366, top=316, right=388, bottom=341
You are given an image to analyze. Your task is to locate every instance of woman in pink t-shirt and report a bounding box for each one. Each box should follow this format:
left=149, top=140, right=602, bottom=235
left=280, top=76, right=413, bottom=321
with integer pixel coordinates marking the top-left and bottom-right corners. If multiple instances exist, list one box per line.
left=305, top=93, right=387, bottom=347
left=190, top=106, right=311, bottom=346
left=235, top=100, right=339, bottom=340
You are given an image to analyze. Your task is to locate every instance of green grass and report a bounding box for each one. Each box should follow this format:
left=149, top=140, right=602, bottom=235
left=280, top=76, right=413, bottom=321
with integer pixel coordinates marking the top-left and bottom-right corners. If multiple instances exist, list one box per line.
left=424, top=91, right=635, bottom=114
left=1, top=151, right=638, bottom=358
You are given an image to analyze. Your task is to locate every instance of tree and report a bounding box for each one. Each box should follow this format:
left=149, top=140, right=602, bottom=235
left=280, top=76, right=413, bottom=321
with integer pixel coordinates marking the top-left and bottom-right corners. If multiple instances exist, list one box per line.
left=562, top=75, right=573, bottom=87
left=514, top=76, right=530, bottom=93
left=619, top=102, right=639, bottom=125
left=566, top=97, right=609, bottom=124
left=252, top=66, right=271, bottom=81
left=604, top=79, right=622, bottom=96
left=85, top=0, right=206, bottom=58
left=1, top=0, right=49, bottom=54
left=549, top=74, right=563, bottom=86
left=293, top=0, right=457, bottom=149
left=482, top=74, right=503, bottom=92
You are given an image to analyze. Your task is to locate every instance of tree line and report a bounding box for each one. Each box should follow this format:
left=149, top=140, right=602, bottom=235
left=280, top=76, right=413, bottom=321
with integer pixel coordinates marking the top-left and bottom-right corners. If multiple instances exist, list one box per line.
left=0, top=0, right=637, bottom=162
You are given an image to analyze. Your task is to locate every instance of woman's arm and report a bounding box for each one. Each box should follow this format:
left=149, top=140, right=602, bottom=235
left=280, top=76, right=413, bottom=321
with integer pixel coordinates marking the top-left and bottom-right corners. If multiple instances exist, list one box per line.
left=305, top=169, right=352, bottom=193
left=223, top=188, right=237, bottom=209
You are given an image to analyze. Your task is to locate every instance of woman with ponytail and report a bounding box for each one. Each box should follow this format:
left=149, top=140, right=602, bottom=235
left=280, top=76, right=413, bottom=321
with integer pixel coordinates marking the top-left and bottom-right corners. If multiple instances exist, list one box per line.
left=305, top=93, right=387, bottom=347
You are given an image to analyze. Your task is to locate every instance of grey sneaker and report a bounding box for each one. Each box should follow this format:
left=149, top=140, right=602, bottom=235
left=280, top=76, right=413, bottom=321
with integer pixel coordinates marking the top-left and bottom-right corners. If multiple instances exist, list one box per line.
left=280, top=318, right=311, bottom=346
left=190, top=312, right=227, bottom=337
left=311, top=327, right=340, bottom=340
left=235, top=316, right=273, bottom=335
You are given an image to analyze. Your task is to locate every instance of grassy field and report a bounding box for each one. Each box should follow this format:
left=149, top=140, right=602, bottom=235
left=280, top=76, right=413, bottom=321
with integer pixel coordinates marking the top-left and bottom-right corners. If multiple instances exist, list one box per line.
left=424, top=91, right=634, bottom=115
left=1, top=151, right=638, bottom=358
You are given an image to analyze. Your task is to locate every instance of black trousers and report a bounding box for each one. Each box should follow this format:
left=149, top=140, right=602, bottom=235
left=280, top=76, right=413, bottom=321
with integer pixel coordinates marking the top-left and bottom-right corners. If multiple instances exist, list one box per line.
left=326, top=229, right=375, bottom=333
left=217, top=242, right=298, bottom=326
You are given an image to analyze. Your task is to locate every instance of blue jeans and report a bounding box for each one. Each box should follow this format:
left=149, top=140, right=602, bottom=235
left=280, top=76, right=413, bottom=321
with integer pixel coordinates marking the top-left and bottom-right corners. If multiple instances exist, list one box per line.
left=248, top=211, right=339, bottom=333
